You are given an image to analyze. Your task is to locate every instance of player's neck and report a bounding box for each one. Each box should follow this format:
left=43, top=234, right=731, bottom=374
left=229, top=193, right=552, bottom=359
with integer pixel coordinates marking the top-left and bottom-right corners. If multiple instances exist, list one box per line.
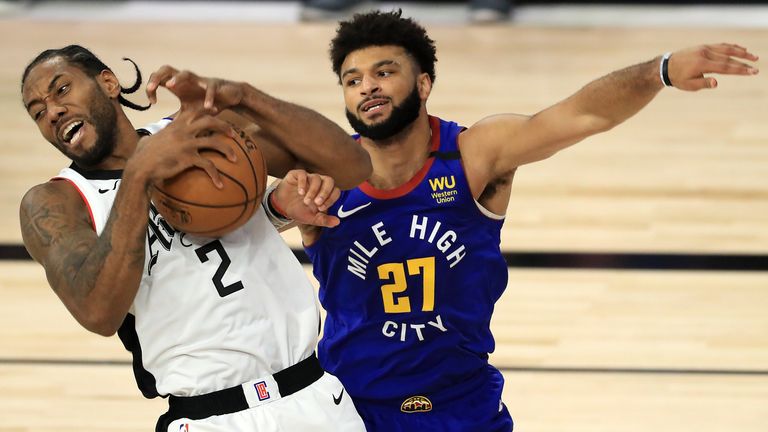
left=89, top=113, right=141, bottom=171
left=361, top=113, right=432, bottom=190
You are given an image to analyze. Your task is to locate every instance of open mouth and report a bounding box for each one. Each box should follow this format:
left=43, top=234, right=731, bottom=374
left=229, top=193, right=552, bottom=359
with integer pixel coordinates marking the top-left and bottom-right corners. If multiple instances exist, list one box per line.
left=361, top=99, right=389, bottom=113
left=60, top=120, right=84, bottom=145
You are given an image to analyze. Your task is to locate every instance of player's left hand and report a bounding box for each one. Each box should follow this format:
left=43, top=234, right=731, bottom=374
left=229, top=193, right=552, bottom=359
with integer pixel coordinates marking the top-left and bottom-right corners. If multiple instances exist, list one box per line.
left=273, top=170, right=341, bottom=228
left=667, top=43, right=759, bottom=91
left=146, top=65, right=245, bottom=112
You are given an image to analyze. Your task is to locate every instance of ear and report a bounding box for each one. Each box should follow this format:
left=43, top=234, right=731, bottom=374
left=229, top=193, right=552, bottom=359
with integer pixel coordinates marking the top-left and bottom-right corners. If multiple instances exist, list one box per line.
left=97, top=69, right=121, bottom=98
left=417, top=72, right=432, bottom=100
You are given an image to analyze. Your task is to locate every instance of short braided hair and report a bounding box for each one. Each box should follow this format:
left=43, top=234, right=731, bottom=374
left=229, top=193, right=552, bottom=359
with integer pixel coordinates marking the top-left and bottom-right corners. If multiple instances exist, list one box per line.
left=21, top=44, right=149, bottom=111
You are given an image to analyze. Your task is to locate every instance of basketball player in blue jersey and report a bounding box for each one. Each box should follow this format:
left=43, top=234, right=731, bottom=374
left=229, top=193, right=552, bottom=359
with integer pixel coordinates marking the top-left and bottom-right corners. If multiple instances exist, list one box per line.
left=19, top=45, right=370, bottom=431
left=296, top=10, right=759, bottom=432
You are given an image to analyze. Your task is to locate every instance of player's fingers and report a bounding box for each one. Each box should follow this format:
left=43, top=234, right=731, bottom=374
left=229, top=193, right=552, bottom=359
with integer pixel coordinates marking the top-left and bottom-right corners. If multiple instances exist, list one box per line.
left=166, top=69, right=194, bottom=89
left=681, top=76, right=718, bottom=91
left=703, top=49, right=730, bottom=62
left=318, top=185, right=340, bottom=212
left=147, top=65, right=178, bottom=87
left=314, top=213, right=340, bottom=228
left=313, top=176, right=336, bottom=206
left=703, top=57, right=758, bottom=76
left=146, top=65, right=179, bottom=104
left=199, top=135, right=238, bottom=163
left=708, top=43, right=760, bottom=61
left=190, top=115, right=236, bottom=139
left=291, top=170, right=308, bottom=196
left=702, top=49, right=758, bottom=72
left=193, top=156, right=224, bottom=189
left=167, top=70, right=209, bottom=106
left=204, top=80, right=218, bottom=112
left=146, top=77, right=158, bottom=105
left=303, top=175, right=323, bottom=205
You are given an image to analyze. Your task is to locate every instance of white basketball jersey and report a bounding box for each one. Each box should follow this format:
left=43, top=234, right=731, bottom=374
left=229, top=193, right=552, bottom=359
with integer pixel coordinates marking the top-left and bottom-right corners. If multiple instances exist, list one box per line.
left=54, top=166, right=319, bottom=398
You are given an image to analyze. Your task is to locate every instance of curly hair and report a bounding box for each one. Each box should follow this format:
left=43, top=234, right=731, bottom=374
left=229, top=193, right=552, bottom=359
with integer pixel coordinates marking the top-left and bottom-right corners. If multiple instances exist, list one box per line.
left=21, top=45, right=149, bottom=111
left=330, top=9, right=437, bottom=84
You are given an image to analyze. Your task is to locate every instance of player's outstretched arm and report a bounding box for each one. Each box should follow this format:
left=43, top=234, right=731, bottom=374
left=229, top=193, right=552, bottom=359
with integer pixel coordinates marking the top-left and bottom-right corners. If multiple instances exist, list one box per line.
left=461, top=43, right=759, bottom=192
left=19, top=111, right=235, bottom=337
left=146, top=67, right=373, bottom=189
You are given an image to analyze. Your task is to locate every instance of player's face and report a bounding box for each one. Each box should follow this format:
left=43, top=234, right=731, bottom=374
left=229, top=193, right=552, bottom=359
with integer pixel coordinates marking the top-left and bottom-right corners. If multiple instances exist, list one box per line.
left=22, top=57, right=118, bottom=168
left=340, top=45, right=430, bottom=140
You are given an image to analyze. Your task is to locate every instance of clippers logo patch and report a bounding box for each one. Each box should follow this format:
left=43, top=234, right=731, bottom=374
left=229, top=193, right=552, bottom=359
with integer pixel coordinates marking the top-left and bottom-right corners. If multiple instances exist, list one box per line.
left=254, top=381, right=271, bottom=401
left=400, top=395, right=433, bottom=413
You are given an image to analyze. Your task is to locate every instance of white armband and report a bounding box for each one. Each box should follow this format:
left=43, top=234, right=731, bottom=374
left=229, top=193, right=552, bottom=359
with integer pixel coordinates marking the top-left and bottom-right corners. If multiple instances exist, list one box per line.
left=262, top=182, right=294, bottom=230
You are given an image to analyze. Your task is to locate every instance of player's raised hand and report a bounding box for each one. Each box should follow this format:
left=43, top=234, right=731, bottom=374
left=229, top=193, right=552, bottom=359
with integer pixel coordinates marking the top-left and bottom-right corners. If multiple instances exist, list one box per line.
left=146, top=65, right=245, bottom=112
left=132, top=109, right=237, bottom=190
left=273, top=170, right=341, bottom=228
left=666, top=43, right=759, bottom=91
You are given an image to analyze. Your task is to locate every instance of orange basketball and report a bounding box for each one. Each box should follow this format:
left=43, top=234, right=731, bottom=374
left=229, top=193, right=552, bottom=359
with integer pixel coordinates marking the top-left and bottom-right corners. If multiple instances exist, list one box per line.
left=151, top=112, right=268, bottom=238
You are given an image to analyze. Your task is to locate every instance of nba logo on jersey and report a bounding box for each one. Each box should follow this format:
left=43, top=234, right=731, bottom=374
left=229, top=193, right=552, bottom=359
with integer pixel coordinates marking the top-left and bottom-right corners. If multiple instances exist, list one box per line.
left=254, top=381, right=270, bottom=401
left=178, top=424, right=189, bottom=431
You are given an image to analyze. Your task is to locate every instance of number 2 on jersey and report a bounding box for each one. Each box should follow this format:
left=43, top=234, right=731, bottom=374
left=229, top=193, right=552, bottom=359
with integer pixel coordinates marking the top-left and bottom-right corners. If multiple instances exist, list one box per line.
left=195, top=240, right=244, bottom=297
left=378, top=256, right=435, bottom=313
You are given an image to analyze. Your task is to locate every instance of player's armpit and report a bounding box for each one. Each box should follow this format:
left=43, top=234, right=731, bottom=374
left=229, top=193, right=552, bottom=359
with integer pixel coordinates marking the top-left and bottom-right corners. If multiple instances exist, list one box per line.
left=458, top=113, right=531, bottom=198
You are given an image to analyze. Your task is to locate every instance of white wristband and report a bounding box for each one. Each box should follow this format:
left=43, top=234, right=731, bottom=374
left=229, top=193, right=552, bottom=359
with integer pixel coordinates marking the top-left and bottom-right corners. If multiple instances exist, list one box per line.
left=262, top=182, right=294, bottom=230
left=659, top=52, right=673, bottom=88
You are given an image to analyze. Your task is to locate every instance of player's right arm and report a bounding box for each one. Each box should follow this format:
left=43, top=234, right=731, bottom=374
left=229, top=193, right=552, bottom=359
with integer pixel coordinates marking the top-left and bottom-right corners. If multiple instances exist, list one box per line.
left=19, top=111, right=235, bottom=337
left=20, top=169, right=154, bottom=337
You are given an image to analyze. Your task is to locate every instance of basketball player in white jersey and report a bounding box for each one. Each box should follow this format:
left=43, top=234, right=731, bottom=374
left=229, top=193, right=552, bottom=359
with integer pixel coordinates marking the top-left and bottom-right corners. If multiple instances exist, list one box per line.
left=19, top=45, right=370, bottom=432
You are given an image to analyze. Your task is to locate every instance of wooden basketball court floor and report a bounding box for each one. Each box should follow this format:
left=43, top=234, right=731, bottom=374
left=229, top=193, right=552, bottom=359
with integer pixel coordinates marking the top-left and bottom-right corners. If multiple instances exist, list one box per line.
left=0, top=3, right=766, bottom=431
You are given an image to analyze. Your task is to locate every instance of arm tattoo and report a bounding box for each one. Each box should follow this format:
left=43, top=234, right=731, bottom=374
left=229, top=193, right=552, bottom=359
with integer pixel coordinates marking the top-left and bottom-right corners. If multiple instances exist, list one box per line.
left=22, top=202, right=75, bottom=248
left=20, top=183, right=146, bottom=301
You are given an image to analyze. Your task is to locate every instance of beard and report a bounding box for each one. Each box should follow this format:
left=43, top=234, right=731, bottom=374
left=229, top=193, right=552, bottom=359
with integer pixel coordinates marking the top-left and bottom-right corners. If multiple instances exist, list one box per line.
left=68, top=88, right=118, bottom=169
left=346, top=84, right=421, bottom=141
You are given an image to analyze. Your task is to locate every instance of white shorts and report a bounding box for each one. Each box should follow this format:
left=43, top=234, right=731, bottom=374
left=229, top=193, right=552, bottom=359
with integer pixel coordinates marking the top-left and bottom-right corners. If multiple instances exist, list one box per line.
left=163, top=373, right=364, bottom=432
left=158, top=354, right=365, bottom=432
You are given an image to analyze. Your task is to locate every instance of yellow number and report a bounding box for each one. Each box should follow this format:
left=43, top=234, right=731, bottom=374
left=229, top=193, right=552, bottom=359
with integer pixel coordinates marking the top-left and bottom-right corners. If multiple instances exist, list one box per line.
left=377, top=257, right=435, bottom=314
left=407, top=257, right=435, bottom=311
left=378, top=263, right=410, bottom=313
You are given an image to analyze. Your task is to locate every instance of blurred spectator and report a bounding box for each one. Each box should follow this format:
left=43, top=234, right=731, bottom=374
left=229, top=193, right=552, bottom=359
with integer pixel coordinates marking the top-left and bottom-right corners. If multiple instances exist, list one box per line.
left=301, top=0, right=514, bottom=23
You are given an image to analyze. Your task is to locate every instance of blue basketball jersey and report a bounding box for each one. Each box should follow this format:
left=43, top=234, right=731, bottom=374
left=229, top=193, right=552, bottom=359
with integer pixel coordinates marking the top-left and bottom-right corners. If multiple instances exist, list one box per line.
left=305, top=116, right=509, bottom=406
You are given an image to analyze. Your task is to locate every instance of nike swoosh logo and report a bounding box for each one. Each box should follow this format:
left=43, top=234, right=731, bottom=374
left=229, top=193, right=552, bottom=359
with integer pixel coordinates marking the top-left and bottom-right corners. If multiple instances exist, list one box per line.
left=337, top=202, right=371, bottom=218
left=98, top=181, right=119, bottom=194
left=333, top=389, right=344, bottom=405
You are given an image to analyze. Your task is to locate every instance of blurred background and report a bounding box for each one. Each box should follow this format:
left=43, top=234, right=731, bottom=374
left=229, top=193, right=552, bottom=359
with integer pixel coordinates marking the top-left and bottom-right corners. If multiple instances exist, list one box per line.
left=1, top=1, right=766, bottom=431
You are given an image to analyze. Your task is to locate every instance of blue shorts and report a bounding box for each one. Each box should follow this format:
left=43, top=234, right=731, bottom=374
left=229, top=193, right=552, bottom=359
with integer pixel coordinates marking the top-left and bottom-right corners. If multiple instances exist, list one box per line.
left=350, top=366, right=513, bottom=432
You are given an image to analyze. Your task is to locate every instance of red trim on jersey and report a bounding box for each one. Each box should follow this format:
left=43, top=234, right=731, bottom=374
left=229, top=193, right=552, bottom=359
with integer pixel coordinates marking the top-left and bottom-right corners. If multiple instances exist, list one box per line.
left=359, top=116, right=441, bottom=200
left=51, top=177, right=97, bottom=232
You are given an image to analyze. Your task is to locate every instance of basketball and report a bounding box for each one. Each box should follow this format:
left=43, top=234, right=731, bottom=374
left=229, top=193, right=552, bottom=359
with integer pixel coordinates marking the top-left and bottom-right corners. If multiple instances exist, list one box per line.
left=151, top=111, right=268, bottom=238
